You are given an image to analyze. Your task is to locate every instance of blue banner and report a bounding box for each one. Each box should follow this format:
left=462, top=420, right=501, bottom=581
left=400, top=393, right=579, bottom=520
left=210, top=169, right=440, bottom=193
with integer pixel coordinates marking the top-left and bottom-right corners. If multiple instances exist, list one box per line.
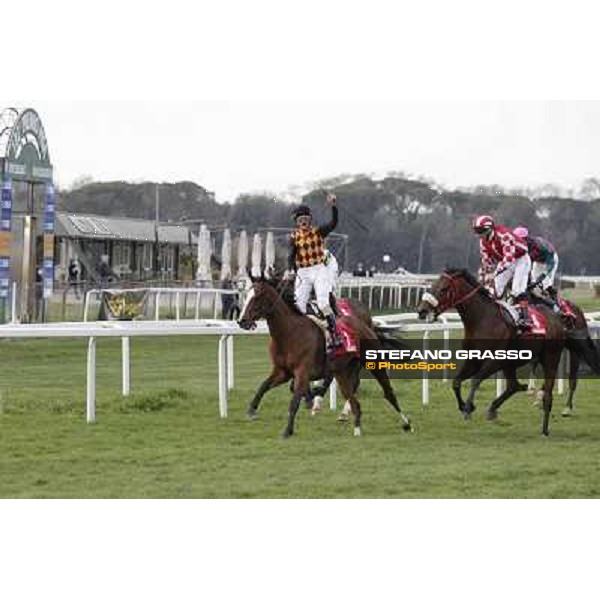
left=0, top=177, right=12, bottom=298
left=43, top=182, right=56, bottom=298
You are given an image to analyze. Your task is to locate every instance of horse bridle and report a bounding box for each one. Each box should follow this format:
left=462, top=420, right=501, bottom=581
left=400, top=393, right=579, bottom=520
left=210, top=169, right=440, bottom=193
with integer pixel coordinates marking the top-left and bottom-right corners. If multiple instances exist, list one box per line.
left=422, top=272, right=482, bottom=315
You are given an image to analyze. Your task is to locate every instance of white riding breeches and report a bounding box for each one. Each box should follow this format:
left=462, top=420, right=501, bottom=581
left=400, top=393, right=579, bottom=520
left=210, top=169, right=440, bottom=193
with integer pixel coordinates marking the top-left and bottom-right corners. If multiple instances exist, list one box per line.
left=495, top=254, right=531, bottom=299
left=295, top=263, right=332, bottom=315
left=325, top=256, right=338, bottom=294
left=531, top=254, right=558, bottom=290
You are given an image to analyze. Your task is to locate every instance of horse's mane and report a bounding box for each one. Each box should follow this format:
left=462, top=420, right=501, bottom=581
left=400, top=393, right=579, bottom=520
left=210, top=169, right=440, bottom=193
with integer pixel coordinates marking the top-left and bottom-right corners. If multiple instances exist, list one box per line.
left=258, top=278, right=304, bottom=316
left=443, top=267, right=494, bottom=300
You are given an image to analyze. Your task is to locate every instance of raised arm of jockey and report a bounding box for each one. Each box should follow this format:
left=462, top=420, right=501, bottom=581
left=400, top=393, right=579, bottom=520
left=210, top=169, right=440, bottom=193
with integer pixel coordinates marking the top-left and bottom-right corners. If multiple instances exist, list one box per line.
left=318, top=194, right=338, bottom=237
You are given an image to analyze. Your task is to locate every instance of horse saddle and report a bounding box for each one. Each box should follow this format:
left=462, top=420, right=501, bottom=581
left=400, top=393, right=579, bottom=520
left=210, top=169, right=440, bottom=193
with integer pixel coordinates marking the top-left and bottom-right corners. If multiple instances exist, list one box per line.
left=306, top=305, right=360, bottom=357
left=497, top=301, right=548, bottom=336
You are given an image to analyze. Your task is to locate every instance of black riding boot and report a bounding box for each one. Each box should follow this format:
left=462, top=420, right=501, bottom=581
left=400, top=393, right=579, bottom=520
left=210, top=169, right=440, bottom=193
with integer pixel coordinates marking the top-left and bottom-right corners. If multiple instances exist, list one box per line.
left=325, top=313, right=342, bottom=353
left=516, top=297, right=533, bottom=332
left=546, top=286, right=561, bottom=315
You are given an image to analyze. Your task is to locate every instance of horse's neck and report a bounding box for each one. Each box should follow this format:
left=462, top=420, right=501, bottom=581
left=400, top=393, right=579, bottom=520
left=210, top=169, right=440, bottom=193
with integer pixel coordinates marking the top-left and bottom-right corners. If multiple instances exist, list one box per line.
left=264, top=293, right=299, bottom=340
left=456, top=289, right=500, bottom=332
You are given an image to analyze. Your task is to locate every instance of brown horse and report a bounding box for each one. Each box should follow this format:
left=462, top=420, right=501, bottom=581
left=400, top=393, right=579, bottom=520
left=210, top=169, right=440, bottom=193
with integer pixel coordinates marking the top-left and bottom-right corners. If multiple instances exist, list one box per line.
left=238, top=276, right=413, bottom=438
left=416, top=268, right=569, bottom=436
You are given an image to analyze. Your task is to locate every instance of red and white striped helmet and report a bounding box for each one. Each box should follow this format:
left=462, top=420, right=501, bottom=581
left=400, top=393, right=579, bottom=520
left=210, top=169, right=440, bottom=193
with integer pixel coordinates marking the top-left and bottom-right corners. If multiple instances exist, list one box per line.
left=472, top=215, right=495, bottom=234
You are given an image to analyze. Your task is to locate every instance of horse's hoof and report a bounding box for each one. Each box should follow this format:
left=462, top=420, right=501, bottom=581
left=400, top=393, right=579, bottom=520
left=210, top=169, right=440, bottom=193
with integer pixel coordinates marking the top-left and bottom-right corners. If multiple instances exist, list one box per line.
left=282, top=430, right=293, bottom=439
left=337, top=413, right=350, bottom=423
left=353, top=427, right=361, bottom=437
left=246, top=409, right=259, bottom=420
left=561, top=407, right=573, bottom=417
left=541, top=431, right=549, bottom=437
left=401, top=422, right=413, bottom=433
left=486, top=410, right=498, bottom=421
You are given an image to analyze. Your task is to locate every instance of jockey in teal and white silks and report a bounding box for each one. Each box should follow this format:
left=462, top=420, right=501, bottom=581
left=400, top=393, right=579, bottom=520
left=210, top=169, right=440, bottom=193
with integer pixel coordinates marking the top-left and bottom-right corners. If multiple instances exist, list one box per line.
left=513, top=226, right=560, bottom=312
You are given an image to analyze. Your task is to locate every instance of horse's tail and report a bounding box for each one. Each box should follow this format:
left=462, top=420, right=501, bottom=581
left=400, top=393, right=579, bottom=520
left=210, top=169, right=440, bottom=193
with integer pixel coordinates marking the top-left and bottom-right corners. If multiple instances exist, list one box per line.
left=566, top=332, right=600, bottom=374
left=373, top=326, right=411, bottom=352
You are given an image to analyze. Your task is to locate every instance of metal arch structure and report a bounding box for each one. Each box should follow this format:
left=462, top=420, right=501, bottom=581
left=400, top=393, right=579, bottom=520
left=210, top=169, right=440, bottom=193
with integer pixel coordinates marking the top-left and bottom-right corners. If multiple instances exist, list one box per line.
left=0, top=107, right=52, bottom=179
left=0, top=107, right=55, bottom=322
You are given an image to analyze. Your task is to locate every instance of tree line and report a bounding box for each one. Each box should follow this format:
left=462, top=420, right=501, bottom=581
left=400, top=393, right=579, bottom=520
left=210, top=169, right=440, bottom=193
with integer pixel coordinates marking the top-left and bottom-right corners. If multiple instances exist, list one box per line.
left=58, top=175, right=600, bottom=275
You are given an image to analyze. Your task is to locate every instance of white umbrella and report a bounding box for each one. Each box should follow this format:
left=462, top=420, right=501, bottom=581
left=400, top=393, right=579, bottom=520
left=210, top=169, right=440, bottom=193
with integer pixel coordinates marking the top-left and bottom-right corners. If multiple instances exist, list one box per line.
left=251, top=233, right=262, bottom=277
left=220, top=229, right=232, bottom=281
left=237, top=230, right=248, bottom=278
left=265, top=231, right=275, bottom=276
left=196, top=224, right=212, bottom=283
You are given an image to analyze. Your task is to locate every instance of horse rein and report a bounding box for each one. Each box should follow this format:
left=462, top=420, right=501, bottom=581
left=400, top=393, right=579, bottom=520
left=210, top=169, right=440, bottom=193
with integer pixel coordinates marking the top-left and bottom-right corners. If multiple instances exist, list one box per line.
left=425, top=272, right=482, bottom=315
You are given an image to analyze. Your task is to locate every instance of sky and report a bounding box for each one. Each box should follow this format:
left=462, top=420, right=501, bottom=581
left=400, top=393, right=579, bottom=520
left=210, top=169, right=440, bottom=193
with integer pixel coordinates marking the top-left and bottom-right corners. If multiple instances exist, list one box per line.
left=15, top=100, right=600, bottom=202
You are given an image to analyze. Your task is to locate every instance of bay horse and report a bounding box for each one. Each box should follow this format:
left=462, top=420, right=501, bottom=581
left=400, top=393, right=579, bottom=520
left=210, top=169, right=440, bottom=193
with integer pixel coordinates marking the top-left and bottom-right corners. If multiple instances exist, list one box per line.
left=416, top=268, right=569, bottom=436
left=274, top=273, right=375, bottom=410
left=238, top=276, right=413, bottom=438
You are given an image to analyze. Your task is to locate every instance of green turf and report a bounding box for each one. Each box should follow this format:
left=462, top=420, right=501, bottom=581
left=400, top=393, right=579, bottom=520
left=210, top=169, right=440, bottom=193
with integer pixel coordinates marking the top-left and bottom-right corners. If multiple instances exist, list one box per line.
left=1, top=335, right=600, bottom=498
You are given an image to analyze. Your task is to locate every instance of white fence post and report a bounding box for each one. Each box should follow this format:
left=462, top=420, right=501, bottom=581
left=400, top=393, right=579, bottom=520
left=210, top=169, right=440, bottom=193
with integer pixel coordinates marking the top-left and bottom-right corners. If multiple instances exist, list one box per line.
left=87, top=337, right=96, bottom=423
left=218, top=335, right=228, bottom=418
left=496, top=372, right=505, bottom=396
left=155, top=292, right=161, bottom=321
left=11, top=282, right=17, bottom=323
left=329, top=379, right=337, bottom=411
left=227, top=335, right=234, bottom=391
left=122, top=336, right=130, bottom=396
left=557, top=350, right=566, bottom=395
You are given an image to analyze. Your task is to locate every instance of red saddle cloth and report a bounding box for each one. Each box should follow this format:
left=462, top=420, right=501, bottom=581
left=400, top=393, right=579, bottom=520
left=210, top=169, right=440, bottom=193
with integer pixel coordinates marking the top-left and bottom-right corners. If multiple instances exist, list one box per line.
left=334, top=299, right=360, bottom=357
left=557, top=297, right=577, bottom=321
left=521, top=306, right=548, bottom=337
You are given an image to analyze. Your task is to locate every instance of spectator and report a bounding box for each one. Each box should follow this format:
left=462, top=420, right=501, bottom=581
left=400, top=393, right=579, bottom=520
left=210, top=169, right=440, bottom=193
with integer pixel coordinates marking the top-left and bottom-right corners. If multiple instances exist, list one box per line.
left=220, top=277, right=237, bottom=320
left=35, top=268, right=45, bottom=322
left=68, top=258, right=81, bottom=299
left=98, top=255, right=112, bottom=288
left=352, top=262, right=366, bottom=277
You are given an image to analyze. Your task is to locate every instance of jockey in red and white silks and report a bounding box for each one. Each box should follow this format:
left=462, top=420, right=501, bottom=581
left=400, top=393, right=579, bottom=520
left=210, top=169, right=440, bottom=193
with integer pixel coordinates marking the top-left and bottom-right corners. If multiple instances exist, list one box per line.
left=473, top=215, right=532, bottom=328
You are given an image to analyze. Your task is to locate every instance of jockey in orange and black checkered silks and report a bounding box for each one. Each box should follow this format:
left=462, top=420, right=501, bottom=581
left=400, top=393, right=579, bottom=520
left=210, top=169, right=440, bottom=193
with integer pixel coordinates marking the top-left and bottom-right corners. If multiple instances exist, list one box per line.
left=286, top=193, right=341, bottom=353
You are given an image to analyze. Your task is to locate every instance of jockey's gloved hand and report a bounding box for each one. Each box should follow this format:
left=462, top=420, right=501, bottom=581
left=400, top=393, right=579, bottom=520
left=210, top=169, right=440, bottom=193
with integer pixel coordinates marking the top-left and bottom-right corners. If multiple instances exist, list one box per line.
left=283, top=270, right=295, bottom=281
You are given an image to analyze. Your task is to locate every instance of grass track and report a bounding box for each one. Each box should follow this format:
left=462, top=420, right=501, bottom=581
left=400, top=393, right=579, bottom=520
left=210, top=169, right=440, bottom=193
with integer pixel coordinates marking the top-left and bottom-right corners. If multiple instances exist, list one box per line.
left=1, top=335, right=600, bottom=498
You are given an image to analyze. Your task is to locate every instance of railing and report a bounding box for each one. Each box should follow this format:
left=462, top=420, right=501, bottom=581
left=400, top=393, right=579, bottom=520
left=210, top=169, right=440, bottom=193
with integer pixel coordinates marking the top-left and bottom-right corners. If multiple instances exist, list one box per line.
left=82, top=287, right=244, bottom=322
left=2, top=315, right=599, bottom=425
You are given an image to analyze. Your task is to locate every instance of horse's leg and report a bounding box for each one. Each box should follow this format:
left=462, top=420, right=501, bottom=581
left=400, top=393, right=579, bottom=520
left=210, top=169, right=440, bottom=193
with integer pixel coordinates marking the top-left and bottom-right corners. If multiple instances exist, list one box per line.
left=337, top=375, right=357, bottom=422
left=283, top=369, right=309, bottom=438
left=541, top=352, right=561, bottom=436
left=369, top=366, right=413, bottom=432
left=486, top=368, right=525, bottom=420
left=247, top=368, right=291, bottom=419
left=308, top=373, right=334, bottom=414
left=562, top=350, right=579, bottom=417
left=336, top=368, right=362, bottom=436
left=463, top=360, right=503, bottom=419
left=452, top=359, right=480, bottom=414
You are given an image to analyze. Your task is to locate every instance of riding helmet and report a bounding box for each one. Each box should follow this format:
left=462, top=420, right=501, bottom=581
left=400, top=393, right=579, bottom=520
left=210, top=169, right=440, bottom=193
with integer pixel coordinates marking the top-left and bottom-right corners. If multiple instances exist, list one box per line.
left=292, top=204, right=312, bottom=220
left=472, top=214, right=495, bottom=235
